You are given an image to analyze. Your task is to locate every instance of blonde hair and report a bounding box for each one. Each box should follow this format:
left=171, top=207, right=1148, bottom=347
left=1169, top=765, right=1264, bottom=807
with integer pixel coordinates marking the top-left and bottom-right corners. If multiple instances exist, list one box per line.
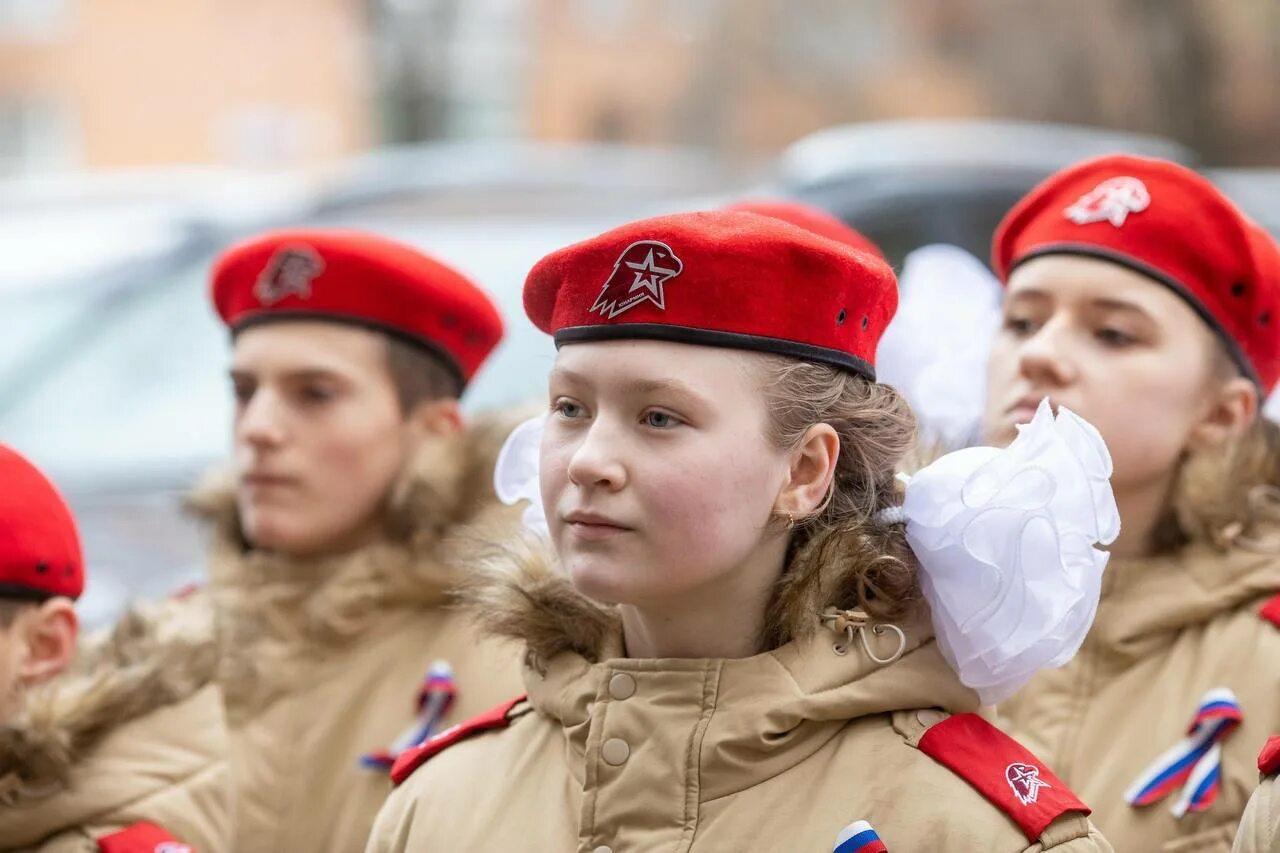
left=753, top=355, right=921, bottom=648
left=1163, top=346, right=1280, bottom=551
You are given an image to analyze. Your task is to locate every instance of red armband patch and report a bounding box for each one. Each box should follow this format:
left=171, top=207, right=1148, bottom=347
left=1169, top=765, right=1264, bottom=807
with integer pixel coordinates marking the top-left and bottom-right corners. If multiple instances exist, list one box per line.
left=97, top=822, right=192, bottom=853
left=390, top=694, right=527, bottom=786
left=1259, top=736, right=1280, bottom=776
left=917, top=713, right=1090, bottom=842
left=1260, top=594, right=1280, bottom=628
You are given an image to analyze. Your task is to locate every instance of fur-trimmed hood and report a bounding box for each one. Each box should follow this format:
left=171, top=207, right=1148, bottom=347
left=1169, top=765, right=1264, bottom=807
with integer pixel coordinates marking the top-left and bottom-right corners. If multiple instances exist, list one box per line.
left=464, top=533, right=978, bottom=719
left=191, top=410, right=526, bottom=713
left=0, top=594, right=221, bottom=843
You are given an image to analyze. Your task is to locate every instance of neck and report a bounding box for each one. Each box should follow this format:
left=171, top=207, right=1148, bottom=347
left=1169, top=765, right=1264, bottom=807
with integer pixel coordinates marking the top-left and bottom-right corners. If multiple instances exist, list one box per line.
left=619, top=539, right=787, bottom=660
left=1108, top=470, right=1177, bottom=559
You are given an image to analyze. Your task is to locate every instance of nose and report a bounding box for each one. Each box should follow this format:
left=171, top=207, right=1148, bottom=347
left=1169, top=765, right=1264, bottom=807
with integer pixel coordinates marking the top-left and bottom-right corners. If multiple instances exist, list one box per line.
left=1015, top=317, right=1079, bottom=389
left=565, top=417, right=627, bottom=492
left=236, top=388, right=288, bottom=451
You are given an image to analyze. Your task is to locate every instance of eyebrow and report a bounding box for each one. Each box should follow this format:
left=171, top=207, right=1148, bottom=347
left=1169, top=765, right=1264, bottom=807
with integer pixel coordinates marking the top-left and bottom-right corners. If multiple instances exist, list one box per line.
left=550, top=367, right=707, bottom=400
left=1007, top=288, right=1152, bottom=318
left=228, top=367, right=348, bottom=383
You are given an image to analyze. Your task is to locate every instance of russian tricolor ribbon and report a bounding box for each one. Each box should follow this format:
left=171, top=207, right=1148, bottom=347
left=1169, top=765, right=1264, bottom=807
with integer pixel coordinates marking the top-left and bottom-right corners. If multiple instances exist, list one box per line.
left=360, top=660, right=456, bottom=771
left=1123, top=687, right=1243, bottom=818
left=834, top=820, right=887, bottom=853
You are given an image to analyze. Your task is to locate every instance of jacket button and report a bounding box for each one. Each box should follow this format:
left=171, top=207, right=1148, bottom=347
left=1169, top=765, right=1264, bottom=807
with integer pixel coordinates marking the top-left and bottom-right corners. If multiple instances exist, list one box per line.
left=601, top=738, right=631, bottom=766
left=917, top=709, right=947, bottom=728
left=609, top=673, right=636, bottom=700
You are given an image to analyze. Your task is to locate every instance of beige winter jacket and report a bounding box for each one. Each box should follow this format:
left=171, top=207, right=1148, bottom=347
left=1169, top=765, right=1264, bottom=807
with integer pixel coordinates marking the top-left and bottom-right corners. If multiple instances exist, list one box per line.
left=0, top=595, right=231, bottom=851
left=1231, top=743, right=1278, bottom=853
left=1000, top=544, right=1280, bottom=852
left=191, top=415, right=525, bottom=853
left=368, top=541, right=1113, bottom=852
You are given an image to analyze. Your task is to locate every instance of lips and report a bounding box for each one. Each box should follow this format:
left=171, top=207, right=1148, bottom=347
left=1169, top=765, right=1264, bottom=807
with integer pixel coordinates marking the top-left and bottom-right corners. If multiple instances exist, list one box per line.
left=241, top=471, right=297, bottom=489
left=563, top=509, right=632, bottom=541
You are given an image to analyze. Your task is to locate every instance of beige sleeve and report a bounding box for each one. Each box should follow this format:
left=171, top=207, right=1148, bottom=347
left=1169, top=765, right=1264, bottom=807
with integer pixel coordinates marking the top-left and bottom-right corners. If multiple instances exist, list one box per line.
left=1233, top=776, right=1279, bottom=853
left=364, top=781, right=420, bottom=853
left=1025, top=814, right=1116, bottom=853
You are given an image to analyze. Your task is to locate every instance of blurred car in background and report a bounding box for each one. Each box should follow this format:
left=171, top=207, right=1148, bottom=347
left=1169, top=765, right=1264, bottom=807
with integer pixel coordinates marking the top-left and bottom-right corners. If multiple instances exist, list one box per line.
left=776, top=119, right=1199, bottom=266
left=0, top=142, right=736, bottom=625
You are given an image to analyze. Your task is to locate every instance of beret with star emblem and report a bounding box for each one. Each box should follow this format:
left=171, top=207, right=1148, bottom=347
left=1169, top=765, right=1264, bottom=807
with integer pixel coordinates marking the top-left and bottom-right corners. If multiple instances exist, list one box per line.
left=211, top=229, right=504, bottom=387
left=523, top=210, right=896, bottom=380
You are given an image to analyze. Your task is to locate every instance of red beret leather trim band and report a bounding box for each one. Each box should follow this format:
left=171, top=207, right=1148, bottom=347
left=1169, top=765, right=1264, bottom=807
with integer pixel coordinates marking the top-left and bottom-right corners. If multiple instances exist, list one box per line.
left=230, top=309, right=469, bottom=390
left=1011, top=242, right=1261, bottom=388
left=554, top=323, right=877, bottom=381
left=0, top=582, right=57, bottom=602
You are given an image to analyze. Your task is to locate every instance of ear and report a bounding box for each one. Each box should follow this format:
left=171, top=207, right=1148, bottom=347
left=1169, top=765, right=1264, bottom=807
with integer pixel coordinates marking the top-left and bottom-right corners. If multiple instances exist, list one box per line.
left=18, top=598, right=78, bottom=688
left=774, top=423, right=840, bottom=520
left=1188, top=376, right=1258, bottom=451
left=406, top=398, right=465, bottom=440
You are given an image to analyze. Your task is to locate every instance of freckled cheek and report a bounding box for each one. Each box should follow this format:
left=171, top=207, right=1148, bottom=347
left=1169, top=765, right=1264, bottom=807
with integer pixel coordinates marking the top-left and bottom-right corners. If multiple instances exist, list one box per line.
left=635, top=453, right=779, bottom=553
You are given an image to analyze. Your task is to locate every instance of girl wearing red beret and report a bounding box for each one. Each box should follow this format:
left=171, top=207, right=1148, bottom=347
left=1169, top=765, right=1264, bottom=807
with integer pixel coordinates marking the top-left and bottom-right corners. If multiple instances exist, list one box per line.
left=368, top=210, right=1115, bottom=851
left=985, top=155, right=1280, bottom=850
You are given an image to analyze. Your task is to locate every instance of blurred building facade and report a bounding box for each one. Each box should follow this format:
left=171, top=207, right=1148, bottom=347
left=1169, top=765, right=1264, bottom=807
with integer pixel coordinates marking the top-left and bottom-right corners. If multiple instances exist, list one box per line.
left=0, top=0, right=371, bottom=173
left=0, top=0, right=1276, bottom=175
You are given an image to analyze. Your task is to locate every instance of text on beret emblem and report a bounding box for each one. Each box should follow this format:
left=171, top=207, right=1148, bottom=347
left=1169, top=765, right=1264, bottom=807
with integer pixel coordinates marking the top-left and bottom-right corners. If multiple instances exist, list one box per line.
left=591, top=240, right=683, bottom=319
left=1006, top=762, right=1050, bottom=806
left=255, top=245, right=325, bottom=305
left=1064, top=176, right=1151, bottom=228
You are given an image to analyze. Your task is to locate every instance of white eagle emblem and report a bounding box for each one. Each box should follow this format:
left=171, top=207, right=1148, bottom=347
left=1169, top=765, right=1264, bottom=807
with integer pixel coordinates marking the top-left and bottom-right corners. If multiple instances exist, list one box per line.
left=1063, top=176, right=1151, bottom=228
left=590, top=240, right=684, bottom=319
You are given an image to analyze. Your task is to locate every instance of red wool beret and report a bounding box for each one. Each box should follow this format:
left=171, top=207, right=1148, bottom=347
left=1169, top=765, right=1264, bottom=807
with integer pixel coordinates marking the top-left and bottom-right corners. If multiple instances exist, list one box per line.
left=0, top=445, right=83, bottom=601
left=993, top=154, right=1280, bottom=390
left=726, top=199, right=885, bottom=259
left=524, top=210, right=898, bottom=379
left=211, top=229, right=504, bottom=386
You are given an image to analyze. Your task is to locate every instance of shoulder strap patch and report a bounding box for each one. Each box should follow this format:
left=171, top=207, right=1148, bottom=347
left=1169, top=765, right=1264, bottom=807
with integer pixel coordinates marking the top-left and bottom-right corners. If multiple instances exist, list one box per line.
left=917, top=713, right=1090, bottom=843
left=1259, top=735, right=1280, bottom=776
left=391, top=694, right=528, bottom=786
left=1260, top=594, right=1280, bottom=628
left=97, top=822, right=193, bottom=853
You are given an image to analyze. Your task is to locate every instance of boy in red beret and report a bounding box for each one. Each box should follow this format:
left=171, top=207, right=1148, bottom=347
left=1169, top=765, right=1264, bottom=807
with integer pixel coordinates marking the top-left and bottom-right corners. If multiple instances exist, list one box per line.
left=983, top=155, right=1280, bottom=849
left=193, top=229, right=523, bottom=853
left=0, top=444, right=230, bottom=851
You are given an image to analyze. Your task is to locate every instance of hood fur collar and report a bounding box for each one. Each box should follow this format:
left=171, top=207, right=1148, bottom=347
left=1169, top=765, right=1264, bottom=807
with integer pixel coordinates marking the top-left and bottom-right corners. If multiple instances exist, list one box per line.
left=0, top=595, right=216, bottom=805
left=191, top=411, right=525, bottom=712
left=464, top=530, right=926, bottom=672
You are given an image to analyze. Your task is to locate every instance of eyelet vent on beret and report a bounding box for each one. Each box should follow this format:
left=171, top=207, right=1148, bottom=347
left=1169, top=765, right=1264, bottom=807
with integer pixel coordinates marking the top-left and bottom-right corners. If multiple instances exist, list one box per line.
left=836, top=308, right=847, bottom=325
left=861, top=315, right=870, bottom=330
left=35, top=561, right=48, bottom=574
left=1232, top=282, right=1247, bottom=297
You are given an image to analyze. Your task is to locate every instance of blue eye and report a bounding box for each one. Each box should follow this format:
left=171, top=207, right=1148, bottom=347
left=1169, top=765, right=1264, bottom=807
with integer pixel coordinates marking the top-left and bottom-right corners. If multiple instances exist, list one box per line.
left=553, top=399, right=585, bottom=419
left=642, top=410, right=679, bottom=429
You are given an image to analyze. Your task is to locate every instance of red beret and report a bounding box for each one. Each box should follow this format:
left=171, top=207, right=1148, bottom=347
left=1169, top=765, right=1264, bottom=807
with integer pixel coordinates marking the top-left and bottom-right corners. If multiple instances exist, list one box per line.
left=524, top=210, right=898, bottom=379
left=211, top=229, right=504, bottom=386
left=0, top=445, right=83, bottom=601
left=993, top=155, right=1280, bottom=390
left=726, top=199, right=885, bottom=259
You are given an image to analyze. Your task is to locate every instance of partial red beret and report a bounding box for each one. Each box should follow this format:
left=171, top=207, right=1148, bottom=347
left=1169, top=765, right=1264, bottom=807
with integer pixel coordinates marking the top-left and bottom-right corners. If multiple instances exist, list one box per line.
left=993, top=155, right=1280, bottom=390
left=211, top=229, right=504, bottom=386
left=0, top=445, right=83, bottom=601
left=524, top=210, right=898, bottom=379
left=726, top=199, right=885, bottom=259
